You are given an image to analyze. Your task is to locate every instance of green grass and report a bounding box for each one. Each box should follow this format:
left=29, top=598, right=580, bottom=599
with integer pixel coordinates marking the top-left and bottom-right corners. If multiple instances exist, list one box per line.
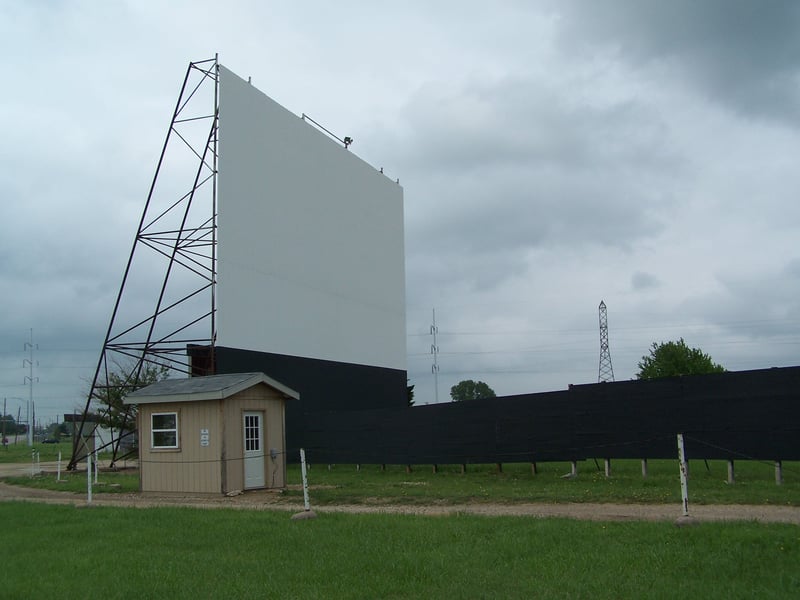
left=286, top=459, right=800, bottom=506
left=0, top=502, right=798, bottom=598
left=3, top=458, right=798, bottom=506
left=0, top=440, right=75, bottom=462
left=2, top=470, right=139, bottom=493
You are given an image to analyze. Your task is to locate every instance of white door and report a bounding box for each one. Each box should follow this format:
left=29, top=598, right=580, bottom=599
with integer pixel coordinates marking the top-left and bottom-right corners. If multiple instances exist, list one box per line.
left=243, top=411, right=265, bottom=489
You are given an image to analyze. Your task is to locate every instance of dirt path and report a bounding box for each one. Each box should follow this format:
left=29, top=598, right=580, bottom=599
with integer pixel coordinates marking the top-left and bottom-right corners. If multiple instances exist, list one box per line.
left=1, top=482, right=799, bottom=523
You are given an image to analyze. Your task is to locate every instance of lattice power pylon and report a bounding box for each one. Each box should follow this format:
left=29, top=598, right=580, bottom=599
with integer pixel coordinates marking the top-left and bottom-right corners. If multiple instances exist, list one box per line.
left=598, top=300, right=615, bottom=383
left=68, top=57, right=219, bottom=469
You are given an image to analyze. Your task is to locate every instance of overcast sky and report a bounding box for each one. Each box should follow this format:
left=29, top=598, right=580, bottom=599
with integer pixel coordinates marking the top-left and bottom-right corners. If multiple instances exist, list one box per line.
left=2, top=0, right=799, bottom=424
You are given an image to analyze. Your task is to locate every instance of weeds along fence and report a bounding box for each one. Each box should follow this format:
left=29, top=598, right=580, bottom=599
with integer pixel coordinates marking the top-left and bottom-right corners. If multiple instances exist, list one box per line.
left=296, top=366, right=800, bottom=468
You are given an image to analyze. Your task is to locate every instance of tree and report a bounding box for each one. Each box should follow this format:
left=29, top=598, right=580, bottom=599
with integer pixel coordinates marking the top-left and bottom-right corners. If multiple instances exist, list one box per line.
left=1, top=414, right=24, bottom=435
left=450, top=379, right=496, bottom=402
left=45, top=422, right=68, bottom=441
left=88, top=360, right=171, bottom=466
left=93, top=361, right=171, bottom=433
left=636, top=338, right=725, bottom=380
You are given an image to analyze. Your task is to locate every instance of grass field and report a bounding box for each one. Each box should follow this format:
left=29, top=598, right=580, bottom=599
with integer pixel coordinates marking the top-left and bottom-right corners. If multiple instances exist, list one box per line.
left=0, top=440, right=75, bottom=462
left=286, top=459, right=800, bottom=506
left=2, top=453, right=799, bottom=597
left=1, top=502, right=798, bottom=598
left=2, top=455, right=799, bottom=506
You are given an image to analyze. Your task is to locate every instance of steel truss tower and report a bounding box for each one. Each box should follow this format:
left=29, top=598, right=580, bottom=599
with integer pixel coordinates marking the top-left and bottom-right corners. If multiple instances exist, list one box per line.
left=598, top=300, right=615, bottom=383
left=69, top=57, right=219, bottom=469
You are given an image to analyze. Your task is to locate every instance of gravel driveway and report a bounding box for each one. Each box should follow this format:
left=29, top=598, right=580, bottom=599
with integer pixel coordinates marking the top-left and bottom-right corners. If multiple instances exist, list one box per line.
left=2, top=481, right=799, bottom=524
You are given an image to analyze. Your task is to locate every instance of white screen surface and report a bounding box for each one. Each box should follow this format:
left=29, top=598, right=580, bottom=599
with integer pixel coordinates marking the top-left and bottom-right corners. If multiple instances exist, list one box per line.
left=217, top=66, right=406, bottom=371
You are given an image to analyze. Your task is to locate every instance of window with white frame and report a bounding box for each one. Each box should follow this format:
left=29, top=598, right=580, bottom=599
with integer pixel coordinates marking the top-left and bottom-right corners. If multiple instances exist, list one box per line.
left=151, top=412, right=179, bottom=449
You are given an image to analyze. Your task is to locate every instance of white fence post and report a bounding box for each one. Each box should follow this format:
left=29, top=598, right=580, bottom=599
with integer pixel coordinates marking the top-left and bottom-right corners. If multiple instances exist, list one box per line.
left=677, top=434, right=689, bottom=517
left=290, top=448, right=317, bottom=520
left=87, top=450, right=92, bottom=505
left=57, top=451, right=62, bottom=482
left=300, top=448, right=310, bottom=512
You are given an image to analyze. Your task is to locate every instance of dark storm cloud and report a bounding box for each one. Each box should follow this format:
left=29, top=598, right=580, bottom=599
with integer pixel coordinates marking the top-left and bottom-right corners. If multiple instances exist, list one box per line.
left=632, top=271, right=660, bottom=291
left=553, top=0, right=800, bottom=122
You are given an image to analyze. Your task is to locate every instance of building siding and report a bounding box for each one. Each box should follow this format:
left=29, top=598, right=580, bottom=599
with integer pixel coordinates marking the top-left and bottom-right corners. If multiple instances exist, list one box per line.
left=137, top=381, right=289, bottom=495
left=139, top=400, right=223, bottom=494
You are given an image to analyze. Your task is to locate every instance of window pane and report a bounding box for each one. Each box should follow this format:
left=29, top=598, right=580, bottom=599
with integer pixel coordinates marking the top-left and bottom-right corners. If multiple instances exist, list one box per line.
left=153, top=431, right=177, bottom=448
left=152, top=414, right=176, bottom=430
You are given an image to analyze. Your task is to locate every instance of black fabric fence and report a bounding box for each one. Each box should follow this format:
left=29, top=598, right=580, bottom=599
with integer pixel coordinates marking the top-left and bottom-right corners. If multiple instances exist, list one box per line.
left=294, top=366, right=800, bottom=465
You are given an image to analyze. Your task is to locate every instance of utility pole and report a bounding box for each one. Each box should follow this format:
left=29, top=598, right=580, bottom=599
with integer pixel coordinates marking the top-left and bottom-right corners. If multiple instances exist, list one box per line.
left=598, top=301, right=615, bottom=383
left=24, top=328, right=38, bottom=446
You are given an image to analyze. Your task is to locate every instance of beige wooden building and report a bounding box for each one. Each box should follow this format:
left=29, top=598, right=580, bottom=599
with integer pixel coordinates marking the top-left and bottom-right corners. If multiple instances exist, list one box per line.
left=125, top=372, right=298, bottom=495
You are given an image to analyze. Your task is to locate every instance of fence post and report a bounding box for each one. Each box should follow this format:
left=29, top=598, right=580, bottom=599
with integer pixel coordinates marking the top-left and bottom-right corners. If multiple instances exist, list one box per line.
left=300, top=448, right=311, bottom=511
left=677, top=434, right=689, bottom=517
left=775, top=460, right=783, bottom=485
left=641, top=459, right=648, bottom=478
left=727, top=460, right=735, bottom=484
left=604, top=459, right=611, bottom=478
left=531, top=462, right=538, bottom=476
left=87, top=450, right=92, bottom=505
left=290, top=448, right=317, bottom=520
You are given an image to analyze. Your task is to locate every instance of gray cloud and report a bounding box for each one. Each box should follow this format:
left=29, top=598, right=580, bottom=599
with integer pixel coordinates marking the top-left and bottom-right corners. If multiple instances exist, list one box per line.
left=632, top=271, right=660, bottom=291
left=553, top=0, right=800, bottom=123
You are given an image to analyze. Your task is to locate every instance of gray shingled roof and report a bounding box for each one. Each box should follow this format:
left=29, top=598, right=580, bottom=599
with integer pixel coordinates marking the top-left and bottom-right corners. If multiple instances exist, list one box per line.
left=124, top=372, right=299, bottom=405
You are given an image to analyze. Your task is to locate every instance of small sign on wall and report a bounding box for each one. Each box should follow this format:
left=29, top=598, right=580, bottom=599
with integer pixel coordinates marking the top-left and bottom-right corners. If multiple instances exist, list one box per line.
left=200, top=428, right=210, bottom=447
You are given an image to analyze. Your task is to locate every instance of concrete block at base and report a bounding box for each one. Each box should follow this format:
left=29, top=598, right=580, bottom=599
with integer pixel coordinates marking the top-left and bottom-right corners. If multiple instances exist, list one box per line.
left=291, top=510, right=318, bottom=520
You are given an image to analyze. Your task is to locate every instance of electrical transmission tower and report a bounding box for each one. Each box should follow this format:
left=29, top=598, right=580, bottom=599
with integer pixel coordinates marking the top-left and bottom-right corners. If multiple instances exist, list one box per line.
left=598, top=300, right=615, bottom=383
left=430, top=308, right=440, bottom=404
left=23, top=328, right=38, bottom=446
left=68, top=57, right=219, bottom=470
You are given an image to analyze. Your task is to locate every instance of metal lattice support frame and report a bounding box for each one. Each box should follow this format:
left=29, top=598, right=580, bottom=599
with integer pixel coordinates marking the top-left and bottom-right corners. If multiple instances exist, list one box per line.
left=69, top=57, right=219, bottom=470
left=598, top=300, right=615, bottom=383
